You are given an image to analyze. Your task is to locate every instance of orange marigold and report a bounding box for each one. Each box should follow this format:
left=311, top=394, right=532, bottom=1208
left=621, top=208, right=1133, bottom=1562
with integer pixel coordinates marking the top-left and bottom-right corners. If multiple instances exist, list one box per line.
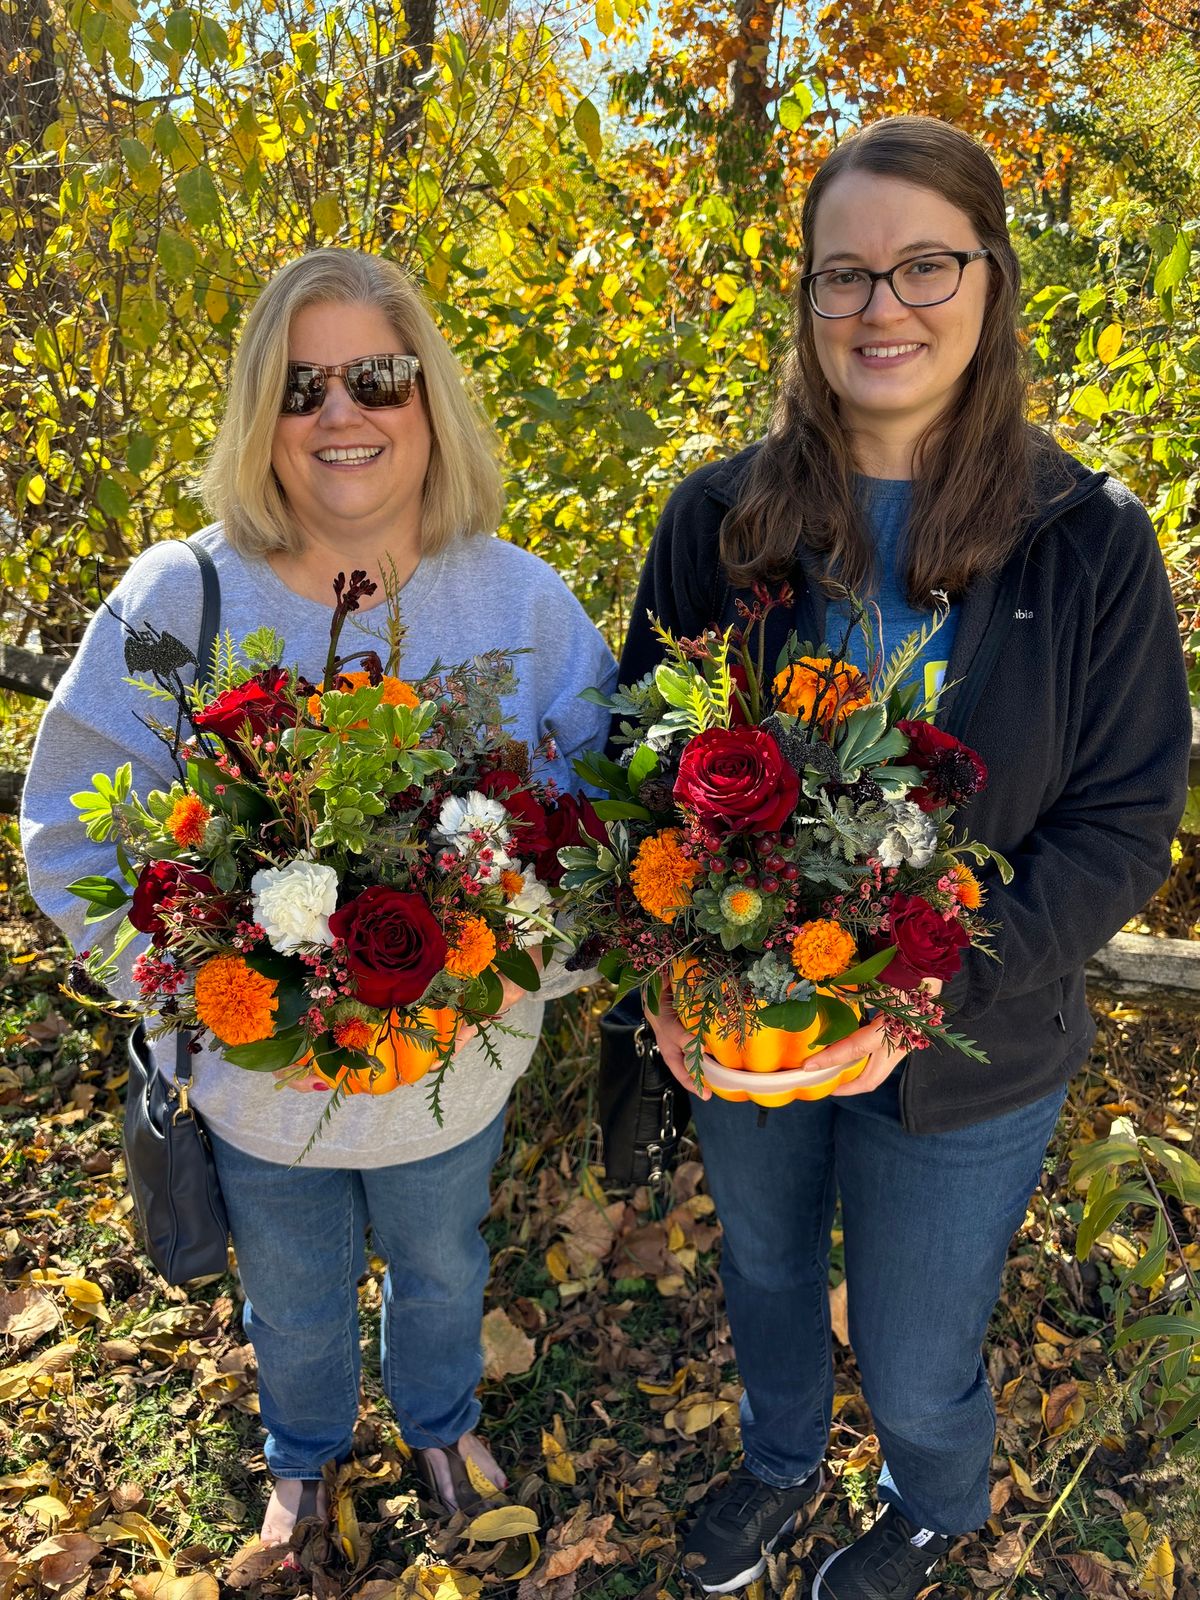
left=194, top=955, right=278, bottom=1047
left=773, top=657, right=871, bottom=725
left=951, top=864, right=982, bottom=910
left=307, top=672, right=420, bottom=723
left=446, top=916, right=497, bottom=979
left=499, top=868, right=526, bottom=899
left=631, top=829, right=704, bottom=923
left=790, top=919, right=857, bottom=983
left=333, top=1016, right=377, bottom=1053
left=167, top=794, right=212, bottom=848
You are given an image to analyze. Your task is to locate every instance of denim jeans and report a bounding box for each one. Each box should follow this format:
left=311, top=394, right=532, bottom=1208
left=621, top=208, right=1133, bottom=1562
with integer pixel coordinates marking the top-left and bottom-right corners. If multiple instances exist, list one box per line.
left=692, top=1072, right=1066, bottom=1534
left=208, top=1106, right=506, bottom=1478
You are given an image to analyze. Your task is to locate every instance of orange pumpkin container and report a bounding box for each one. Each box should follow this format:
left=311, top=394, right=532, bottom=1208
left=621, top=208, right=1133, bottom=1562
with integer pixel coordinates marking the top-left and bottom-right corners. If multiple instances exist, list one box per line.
left=312, top=1007, right=457, bottom=1094
left=671, top=964, right=867, bottom=1107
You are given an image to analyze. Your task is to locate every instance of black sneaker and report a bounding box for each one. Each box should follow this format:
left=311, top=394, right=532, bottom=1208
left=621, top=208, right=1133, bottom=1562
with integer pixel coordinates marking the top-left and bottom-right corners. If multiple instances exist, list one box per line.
left=812, top=1505, right=950, bottom=1599
left=682, top=1463, right=823, bottom=1593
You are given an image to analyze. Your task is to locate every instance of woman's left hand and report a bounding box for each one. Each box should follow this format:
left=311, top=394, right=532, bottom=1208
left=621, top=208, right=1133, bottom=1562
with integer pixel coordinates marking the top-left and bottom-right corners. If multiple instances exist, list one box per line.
left=454, top=947, right=545, bottom=1053
left=800, top=978, right=943, bottom=1097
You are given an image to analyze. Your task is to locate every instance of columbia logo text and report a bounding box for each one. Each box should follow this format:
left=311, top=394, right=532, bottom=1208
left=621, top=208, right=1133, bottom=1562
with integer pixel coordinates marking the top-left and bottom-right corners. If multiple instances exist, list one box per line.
left=1013, top=609, right=1034, bottom=620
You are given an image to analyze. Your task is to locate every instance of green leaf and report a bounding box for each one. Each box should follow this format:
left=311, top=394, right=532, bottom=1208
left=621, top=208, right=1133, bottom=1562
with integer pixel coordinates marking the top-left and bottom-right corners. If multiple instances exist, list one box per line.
left=812, top=993, right=861, bottom=1048
left=493, top=946, right=541, bottom=991
left=222, top=1027, right=307, bottom=1072
left=757, top=996, right=818, bottom=1031
left=1154, top=228, right=1191, bottom=296
left=627, top=743, right=661, bottom=792
left=718, top=285, right=756, bottom=333
left=1070, top=383, right=1108, bottom=423
left=157, top=228, right=197, bottom=282
left=176, top=166, right=221, bottom=229
left=120, top=137, right=152, bottom=171
left=777, top=84, right=813, bottom=131
left=592, top=799, right=653, bottom=821
left=1111, top=1312, right=1200, bottom=1351
left=833, top=945, right=897, bottom=987
left=573, top=96, right=602, bottom=162
left=96, top=477, right=130, bottom=519
left=164, top=7, right=194, bottom=52
left=66, top=875, right=130, bottom=911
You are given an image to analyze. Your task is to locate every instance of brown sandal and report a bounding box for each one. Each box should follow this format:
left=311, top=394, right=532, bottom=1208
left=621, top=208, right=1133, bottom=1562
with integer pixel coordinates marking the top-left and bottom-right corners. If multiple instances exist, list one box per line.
left=414, top=1442, right=500, bottom=1518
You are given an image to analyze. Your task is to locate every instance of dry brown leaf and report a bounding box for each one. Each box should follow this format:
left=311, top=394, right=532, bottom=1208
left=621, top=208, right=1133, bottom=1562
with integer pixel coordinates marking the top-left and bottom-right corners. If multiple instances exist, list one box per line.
left=1063, top=1552, right=1129, bottom=1598
left=28, top=1532, right=101, bottom=1590
left=543, top=1513, right=620, bottom=1579
left=0, top=1287, right=58, bottom=1349
left=1007, top=1457, right=1048, bottom=1504
left=224, top=1538, right=286, bottom=1589
left=987, top=1529, right=1025, bottom=1577
left=828, top=1280, right=849, bottom=1347
left=541, top=1422, right=577, bottom=1487
left=663, top=1398, right=738, bottom=1435
left=130, top=1573, right=220, bottom=1600
left=480, top=1308, right=535, bottom=1381
left=1042, top=1380, right=1085, bottom=1436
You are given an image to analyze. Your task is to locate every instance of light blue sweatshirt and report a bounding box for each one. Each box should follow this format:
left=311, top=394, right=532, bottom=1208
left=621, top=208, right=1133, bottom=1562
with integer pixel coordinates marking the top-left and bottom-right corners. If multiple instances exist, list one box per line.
left=21, top=525, right=616, bottom=1166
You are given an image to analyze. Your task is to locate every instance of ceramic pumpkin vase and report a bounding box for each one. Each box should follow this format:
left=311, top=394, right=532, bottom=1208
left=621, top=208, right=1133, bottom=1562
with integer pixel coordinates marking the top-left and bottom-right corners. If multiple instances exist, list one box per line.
left=670, top=963, right=868, bottom=1107
left=311, top=1007, right=457, bottom=1095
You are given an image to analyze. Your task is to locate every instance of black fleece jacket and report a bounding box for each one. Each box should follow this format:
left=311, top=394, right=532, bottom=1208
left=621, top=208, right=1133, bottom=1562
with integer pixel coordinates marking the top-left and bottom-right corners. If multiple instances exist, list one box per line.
left=618, top=442, right=1192, bottom=1133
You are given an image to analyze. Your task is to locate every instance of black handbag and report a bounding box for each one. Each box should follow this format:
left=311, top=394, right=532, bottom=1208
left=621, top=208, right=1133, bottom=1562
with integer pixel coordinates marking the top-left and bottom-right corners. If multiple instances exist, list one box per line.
left=598, top=989, right=692, bottom=1187
left=120, top=539, right=230, bottom=1284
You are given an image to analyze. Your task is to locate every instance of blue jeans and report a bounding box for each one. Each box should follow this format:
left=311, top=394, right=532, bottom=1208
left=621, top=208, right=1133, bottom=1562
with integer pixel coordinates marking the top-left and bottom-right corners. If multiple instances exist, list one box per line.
left=692, top=1074, right=1066, bottom=1534
left=208, top=1108, right=506, bottom=1478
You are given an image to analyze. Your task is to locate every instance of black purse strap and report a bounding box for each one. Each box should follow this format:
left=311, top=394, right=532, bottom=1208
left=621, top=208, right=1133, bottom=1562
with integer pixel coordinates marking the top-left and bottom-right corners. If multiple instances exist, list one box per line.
left=174, top=538, right=221, bottom=1098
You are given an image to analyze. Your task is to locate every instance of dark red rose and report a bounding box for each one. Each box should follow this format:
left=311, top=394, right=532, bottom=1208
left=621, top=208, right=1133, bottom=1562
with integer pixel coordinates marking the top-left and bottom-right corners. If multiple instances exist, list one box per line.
left=129, top=859, right=221, bottom=945
left=534, top=793, right=606, bottom=887
left=476, top=769, right=553, bottom=856
left=897, top=720, right=988, bottom=814
left=328, top=887, right=447, bottom=1009
left=193, top=666, right=298, bottom=753
left=880, top=892, right=971, bottom=990
left=673, top=726, right=800, bottom=836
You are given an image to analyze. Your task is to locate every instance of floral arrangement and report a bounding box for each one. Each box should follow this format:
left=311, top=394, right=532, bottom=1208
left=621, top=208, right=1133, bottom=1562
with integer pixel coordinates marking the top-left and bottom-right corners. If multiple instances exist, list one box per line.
left=562, top=587, right=1010, bottom=1092
left=69, top=568, right=592, bottom=1136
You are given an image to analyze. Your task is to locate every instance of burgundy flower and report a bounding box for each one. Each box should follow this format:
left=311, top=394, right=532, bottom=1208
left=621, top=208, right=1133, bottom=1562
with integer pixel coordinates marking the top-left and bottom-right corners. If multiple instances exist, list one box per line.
left=129, top=859, right=221, bottom=945
left=897, top=720, right=988, bottom=813
left=534, top=793, right=606, bottom=887
left=673, top=726, right=799, bottom=836
left=476, top=769, right=553, bottom=856
left=328, top=887, right=447, bottom=1009
left=193, top=666, right=298, bottom=754
left=880, top=891, right=971, bottom=990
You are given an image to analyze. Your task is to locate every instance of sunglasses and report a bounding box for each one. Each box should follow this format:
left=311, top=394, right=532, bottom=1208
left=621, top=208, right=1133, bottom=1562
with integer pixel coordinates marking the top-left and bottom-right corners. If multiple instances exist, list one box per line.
left=280, top=353, right=422, bottom=416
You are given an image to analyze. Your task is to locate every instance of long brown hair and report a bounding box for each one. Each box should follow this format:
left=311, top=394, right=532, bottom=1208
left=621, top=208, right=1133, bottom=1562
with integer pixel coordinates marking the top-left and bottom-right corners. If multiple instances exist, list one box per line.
left=722, top=116, right=1055, bottom=604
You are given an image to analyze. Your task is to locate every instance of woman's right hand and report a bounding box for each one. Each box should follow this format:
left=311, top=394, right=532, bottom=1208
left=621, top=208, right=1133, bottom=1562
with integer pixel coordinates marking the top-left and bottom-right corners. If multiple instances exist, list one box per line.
left=272, top=1066, right=330, bottom=1093
left=643, top=980, right=714, bottom=1101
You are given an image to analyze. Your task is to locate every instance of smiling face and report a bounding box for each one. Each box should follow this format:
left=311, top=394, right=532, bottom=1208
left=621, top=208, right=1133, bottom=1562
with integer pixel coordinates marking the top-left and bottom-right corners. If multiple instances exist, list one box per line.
left=806, top=171, right=991, bottom=472
left=270, top=300, right=432, bottom=555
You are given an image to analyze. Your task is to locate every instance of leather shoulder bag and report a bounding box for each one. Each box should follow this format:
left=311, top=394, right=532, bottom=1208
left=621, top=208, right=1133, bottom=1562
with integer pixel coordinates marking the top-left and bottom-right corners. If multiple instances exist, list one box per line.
left=122, top=539, right=230, bottom=1283
left=597, top=989, right=692, bottom=1188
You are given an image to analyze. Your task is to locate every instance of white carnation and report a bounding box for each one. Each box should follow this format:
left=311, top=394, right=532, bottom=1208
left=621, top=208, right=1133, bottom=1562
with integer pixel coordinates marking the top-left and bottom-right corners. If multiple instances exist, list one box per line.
left=251, top=860, right=340, bottom=953
left=437, top=791, right=512, bottom=853
left=877, top=800, right=938, bottom=870
left=505, top=864, right=554, bottom=947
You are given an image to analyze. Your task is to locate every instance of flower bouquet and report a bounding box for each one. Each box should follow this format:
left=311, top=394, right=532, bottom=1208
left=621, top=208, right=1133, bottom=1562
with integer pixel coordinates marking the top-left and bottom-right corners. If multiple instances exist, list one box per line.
left=562, top=588, right=1010, bottom=1106
left=69, top=569, right=590, bottom=1137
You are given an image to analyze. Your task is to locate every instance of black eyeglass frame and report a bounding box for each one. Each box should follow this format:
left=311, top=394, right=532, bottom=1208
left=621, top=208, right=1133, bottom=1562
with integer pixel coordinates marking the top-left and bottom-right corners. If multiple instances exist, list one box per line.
left=800, top=249, right=992, bottom=320
left=280, top=353, right=423, bottom=416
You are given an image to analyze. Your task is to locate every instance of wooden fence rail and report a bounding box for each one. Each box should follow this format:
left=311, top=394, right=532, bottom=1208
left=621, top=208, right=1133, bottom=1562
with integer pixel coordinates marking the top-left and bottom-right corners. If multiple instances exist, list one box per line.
left=3, top=644, right=1200, bottom=1009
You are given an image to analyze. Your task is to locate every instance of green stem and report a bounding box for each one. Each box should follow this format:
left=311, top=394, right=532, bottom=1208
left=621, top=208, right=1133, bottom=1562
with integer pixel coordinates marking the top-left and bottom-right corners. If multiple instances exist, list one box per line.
left=1001, top=1437, right=1102, bottom=1596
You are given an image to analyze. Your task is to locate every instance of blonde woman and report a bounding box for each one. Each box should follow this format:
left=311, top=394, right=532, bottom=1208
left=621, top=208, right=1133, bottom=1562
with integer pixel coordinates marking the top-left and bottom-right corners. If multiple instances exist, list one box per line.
left=22, top=249, right=615, bottom=1552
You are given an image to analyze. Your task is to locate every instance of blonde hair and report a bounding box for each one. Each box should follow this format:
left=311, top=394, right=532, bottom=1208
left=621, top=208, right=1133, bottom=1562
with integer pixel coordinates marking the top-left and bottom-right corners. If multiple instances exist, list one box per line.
left=200, top=250, right=505, bottom=556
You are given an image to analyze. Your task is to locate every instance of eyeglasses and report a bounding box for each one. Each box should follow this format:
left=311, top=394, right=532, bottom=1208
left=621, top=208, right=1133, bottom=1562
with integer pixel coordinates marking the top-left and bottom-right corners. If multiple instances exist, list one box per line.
left=801, top=250, right=991, bottom=320
left=280, top=353, right=422, bottom=416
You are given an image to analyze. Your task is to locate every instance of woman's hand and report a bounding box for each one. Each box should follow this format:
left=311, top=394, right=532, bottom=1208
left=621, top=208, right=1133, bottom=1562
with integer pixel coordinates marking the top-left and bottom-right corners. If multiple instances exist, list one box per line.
left=801, top=978, right=944, bottom=1097
left=273, top=1065, right=330, bottom=1093
left=454, top=947, right=546, bottom=1053
left=642, top=980, right=714, bottom=1101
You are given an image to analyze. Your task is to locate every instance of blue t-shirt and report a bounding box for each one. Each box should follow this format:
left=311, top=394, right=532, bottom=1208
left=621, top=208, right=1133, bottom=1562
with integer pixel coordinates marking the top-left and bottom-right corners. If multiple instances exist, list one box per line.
left=827, top=476, right=959, bottom=710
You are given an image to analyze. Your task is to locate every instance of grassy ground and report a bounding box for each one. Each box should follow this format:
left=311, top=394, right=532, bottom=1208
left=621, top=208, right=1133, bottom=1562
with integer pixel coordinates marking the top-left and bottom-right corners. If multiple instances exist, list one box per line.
left=2, top=826, right=1198, bottom=1600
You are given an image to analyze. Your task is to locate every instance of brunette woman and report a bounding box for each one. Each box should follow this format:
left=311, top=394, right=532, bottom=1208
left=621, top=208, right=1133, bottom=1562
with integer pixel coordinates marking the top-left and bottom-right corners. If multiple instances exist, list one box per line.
left=621, top=117, right=1190, bottom=1599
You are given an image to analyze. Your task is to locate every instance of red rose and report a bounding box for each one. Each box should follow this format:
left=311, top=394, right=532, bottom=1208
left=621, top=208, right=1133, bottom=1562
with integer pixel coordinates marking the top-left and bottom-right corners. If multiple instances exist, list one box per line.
left=534, top=793, right=606, bottom=887
left=673, top=727, right=800, bottom=836
left=193, top=666, right=298, bottom=754
left=476, top=770, right=553, bottom=856
left=880, top=892, right=971, bottom=990
left=129, top=859, right=221, bottom=945
left=897, top=720, right=988, bottom=814
left=328, top=887, right=448, bottom=1009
